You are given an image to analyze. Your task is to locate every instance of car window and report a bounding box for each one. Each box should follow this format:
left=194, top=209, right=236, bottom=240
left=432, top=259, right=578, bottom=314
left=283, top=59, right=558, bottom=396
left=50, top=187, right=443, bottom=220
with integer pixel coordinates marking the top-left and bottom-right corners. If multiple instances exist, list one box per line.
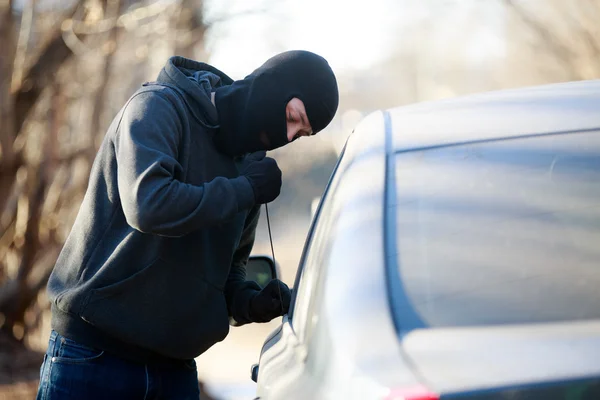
left=393, top=131, right=600, bottom=329
left=290, top=144, right=347, bottom=343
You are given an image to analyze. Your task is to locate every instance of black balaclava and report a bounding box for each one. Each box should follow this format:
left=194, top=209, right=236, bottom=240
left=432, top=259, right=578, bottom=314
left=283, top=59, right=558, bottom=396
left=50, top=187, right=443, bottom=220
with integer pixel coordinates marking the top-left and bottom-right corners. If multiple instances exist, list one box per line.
left=213, top=50, right=339, bottom=157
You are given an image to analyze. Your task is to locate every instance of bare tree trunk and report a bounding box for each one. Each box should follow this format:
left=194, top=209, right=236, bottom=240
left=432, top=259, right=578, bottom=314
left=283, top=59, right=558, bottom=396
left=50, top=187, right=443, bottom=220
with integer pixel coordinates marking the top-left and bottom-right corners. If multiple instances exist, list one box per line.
left=0, top=1, right=81, bottom=231
left=0, top=0, right=16, bottom=150
left=90, top=0, right=121, bottom=152
left=0, top=1, right=19, bottom=222
left=502, top=0, right=600, bottom=80
left=14, top=7, right=80, bottom=136
left=0, top=0, right=81, bottom=339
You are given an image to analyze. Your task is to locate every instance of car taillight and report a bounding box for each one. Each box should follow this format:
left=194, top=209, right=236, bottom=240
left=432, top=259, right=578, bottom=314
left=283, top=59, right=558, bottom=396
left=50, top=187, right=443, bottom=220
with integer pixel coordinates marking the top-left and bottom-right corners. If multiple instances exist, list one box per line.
left=385, top=385, right=439, bottom=400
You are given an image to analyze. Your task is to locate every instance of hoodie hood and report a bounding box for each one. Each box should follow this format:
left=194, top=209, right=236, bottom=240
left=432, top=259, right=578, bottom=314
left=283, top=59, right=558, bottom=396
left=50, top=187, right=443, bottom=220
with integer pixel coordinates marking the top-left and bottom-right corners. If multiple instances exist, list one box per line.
left=156, top=56, right=233, bottom=128
left=213, top=50, right=339, bottom=157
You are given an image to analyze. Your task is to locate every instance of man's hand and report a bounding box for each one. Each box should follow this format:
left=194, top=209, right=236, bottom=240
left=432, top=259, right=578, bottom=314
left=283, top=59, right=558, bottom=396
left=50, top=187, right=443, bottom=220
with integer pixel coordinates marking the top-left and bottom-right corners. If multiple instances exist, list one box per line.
left=249, top=279, right=291, bottom=322
left=241, top=151, right=282, bottom=204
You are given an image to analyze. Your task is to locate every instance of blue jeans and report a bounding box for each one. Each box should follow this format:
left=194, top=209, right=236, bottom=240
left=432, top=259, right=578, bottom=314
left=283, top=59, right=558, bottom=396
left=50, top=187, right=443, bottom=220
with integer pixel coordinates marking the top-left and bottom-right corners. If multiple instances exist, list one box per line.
left=36, top=330, right=200, bottom=399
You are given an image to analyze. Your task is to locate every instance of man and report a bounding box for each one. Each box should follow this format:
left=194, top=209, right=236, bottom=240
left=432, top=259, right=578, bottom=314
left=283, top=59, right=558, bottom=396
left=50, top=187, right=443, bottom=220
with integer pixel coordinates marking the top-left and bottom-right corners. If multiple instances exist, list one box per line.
left=36, top=50, right=339, bottom=399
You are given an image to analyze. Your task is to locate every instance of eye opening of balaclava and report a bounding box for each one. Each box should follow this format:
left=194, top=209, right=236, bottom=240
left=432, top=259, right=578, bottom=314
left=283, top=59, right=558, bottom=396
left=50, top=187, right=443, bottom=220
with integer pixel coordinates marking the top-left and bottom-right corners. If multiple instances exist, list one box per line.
left=213, top=50, right=339, bottom=157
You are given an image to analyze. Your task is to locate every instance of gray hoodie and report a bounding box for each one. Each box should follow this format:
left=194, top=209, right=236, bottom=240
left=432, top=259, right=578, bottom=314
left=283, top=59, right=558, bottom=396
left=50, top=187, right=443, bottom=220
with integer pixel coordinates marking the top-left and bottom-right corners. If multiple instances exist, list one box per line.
left=47, top=56, right=262, bottom=361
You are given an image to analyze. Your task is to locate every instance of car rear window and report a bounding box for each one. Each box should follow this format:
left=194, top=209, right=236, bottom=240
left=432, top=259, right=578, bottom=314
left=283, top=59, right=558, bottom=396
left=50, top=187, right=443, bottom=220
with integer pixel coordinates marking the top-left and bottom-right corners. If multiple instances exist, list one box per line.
left=393, top=131, right=600, bottom=328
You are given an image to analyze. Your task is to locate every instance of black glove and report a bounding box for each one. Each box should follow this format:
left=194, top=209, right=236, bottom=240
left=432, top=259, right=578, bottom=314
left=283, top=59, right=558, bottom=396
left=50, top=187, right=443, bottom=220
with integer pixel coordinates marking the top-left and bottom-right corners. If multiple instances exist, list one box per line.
left=241, top=151, right=282, bottom=204
left=249, top=279, right=291, bottom=323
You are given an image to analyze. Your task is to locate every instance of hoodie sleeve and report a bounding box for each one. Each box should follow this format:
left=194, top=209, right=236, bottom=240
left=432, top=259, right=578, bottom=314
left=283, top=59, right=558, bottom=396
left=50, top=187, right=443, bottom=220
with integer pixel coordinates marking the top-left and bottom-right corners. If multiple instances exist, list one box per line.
left=115, top=90, right=255, bottom=237
left=225, top=205, right=262, bottom=325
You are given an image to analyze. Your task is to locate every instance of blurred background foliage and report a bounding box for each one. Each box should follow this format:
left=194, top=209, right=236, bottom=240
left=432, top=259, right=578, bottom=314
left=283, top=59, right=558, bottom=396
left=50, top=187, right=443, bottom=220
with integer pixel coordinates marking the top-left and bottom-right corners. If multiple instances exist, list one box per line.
left=0, top=0, right=599, bottom=398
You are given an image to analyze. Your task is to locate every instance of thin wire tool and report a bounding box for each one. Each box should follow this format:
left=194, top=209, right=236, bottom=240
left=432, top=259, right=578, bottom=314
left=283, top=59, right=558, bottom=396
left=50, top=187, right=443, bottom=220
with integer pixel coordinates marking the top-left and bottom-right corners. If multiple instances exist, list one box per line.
left=265, top=204, right=285, bottom=315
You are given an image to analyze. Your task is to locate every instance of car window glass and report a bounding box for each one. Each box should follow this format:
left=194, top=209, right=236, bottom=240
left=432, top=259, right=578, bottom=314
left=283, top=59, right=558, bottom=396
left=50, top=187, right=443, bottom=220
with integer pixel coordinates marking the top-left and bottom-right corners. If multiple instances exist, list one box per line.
left=393, top=131, right=600, bottom=329
left=290, top=144, right=347, bottom=343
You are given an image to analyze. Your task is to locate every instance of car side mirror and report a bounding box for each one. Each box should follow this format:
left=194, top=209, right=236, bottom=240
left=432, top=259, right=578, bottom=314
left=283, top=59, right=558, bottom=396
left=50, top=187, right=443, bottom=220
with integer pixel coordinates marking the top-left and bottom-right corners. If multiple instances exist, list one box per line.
left=230, top=255, right=281, bottom=327
left=245, top=255, right=279, bottom=288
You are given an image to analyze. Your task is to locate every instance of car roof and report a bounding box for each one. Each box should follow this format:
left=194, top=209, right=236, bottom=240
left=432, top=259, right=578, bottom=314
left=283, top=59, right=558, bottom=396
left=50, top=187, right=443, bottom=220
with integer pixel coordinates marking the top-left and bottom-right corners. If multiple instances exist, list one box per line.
left=340, top=79, right=600, bottom=168
left=388, top=79, right=600, bottom=153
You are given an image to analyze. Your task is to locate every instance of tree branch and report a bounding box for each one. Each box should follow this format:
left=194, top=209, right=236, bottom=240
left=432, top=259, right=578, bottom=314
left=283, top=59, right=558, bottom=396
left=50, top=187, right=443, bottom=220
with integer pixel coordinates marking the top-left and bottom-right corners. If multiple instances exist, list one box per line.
left=11, top=0, right=36, bottom=93
left=502, top=0, right=582, bottom=80
left=0, top=0, right=18, bottom=168
left=13, top=1, right=81, bottom=136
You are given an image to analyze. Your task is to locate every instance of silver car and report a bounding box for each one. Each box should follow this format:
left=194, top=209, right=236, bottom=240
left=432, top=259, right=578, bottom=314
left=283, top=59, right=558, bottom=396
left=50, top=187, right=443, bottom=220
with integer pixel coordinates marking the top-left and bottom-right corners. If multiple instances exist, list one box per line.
left=247, top=80, right=600, bottom=400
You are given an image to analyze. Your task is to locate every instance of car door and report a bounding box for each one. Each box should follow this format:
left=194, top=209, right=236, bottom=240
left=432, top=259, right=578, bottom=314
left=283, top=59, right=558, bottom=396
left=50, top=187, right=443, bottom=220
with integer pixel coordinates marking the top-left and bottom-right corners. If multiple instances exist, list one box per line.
left=254, top=145, right=349, bottom=400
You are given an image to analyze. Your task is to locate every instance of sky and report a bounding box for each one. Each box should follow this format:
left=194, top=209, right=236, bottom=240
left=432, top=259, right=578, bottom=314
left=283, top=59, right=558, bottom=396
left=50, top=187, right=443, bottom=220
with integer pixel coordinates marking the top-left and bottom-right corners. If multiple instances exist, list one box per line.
left=203, top=0, right=507, bottom=81
left=204, top=0, right=408, bottom=78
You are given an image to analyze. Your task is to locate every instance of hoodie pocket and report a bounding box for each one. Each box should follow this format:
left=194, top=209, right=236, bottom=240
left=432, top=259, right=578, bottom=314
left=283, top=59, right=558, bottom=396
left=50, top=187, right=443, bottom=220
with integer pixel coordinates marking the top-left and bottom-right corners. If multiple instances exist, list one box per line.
left=80, top=257, right=230, bottom=359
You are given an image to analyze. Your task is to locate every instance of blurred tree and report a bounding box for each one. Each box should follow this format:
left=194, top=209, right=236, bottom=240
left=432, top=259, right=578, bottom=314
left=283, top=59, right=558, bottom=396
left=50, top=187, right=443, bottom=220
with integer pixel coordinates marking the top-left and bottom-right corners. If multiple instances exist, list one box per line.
left=0, top=0, right=216, bottom=347
left=502, top=0, right=600, bottom=82
left=0, top=0, right=232, bottom=398
left=0, top=0, right=85, bottom=345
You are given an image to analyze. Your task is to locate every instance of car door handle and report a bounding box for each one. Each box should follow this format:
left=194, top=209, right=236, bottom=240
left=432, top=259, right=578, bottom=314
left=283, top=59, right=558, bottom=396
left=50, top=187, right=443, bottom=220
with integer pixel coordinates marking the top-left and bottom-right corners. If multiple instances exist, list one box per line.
left=251, top=363, right=259, bottom=382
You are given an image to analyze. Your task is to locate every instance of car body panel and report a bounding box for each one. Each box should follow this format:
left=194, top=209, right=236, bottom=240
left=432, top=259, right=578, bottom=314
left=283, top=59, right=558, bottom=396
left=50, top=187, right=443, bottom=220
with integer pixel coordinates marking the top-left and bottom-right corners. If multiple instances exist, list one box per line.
left=403, top=321, right=600, bottom=394
left=388, top=80, right=600, bottom=153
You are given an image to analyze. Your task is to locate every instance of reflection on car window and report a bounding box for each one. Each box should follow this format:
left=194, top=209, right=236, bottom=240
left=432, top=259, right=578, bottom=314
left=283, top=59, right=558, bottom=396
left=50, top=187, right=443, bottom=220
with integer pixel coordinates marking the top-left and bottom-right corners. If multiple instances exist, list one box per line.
left=290, top=144, right=347, bottom=342
left=394, top=131, right=600, bottom=328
